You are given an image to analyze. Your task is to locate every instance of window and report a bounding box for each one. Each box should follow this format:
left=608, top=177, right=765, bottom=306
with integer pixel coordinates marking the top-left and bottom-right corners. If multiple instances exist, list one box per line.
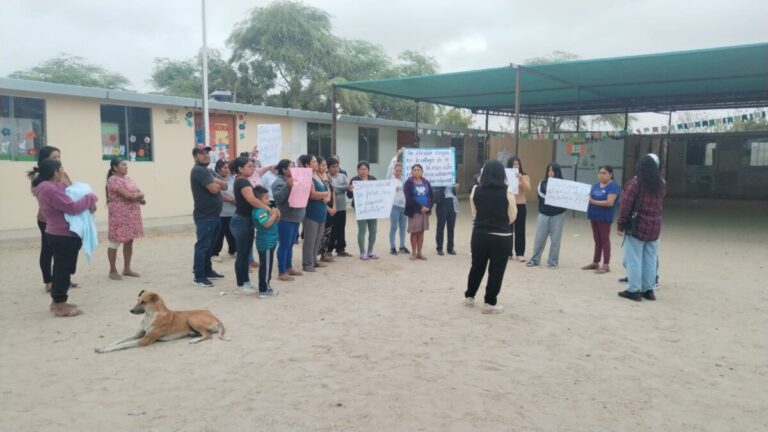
left=100, top=105, right=153, bottom=161
left=704, top=143, right=716, bottom=166
left=0, top=95, right=46, bottom=161
left=451, top=136, right=464, bottom=164
left=307, top=123, right=332, bottom=158
left=358, top=127, right=379, bottom=164
left=746, top=139, right=768, bottom=166
left=477, top=138, right=486, bottom=164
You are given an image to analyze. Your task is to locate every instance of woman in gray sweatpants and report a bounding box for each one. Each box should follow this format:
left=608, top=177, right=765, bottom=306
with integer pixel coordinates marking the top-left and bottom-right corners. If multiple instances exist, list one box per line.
left=527, top=163, right=567, bottom=268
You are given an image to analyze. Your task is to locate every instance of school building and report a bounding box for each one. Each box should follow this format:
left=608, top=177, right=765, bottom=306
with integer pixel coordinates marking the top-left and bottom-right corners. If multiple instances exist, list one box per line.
left=2, top=75, right=766, bottom=233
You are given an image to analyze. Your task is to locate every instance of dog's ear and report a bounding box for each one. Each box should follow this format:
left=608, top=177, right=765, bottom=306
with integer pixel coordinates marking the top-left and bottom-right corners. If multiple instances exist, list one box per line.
left=138, top=289, right=145, bottom=297
left=148, top=293, right=159, bottom=303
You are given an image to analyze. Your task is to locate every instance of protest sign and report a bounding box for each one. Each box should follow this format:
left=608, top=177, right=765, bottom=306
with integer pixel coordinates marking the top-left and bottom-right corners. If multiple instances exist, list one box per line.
left=505, top=168, right=519, bottom=194
left=544, top=178, right=591, bottom=212
left=352, top=180, right=398, bottom=220
left=257, top=124, right=282, bottom=166
left=288, top=167, right=313, bottom=208
left=403, top=148, right=456, bottom=187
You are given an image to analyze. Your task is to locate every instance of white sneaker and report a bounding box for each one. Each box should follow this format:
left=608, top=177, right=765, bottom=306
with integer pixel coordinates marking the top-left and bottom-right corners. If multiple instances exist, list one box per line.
left=240, top=282, right=258, bottom=295
left=463, top=297, right=475, bottom=307
left=482, top=303, right=504, bottom=314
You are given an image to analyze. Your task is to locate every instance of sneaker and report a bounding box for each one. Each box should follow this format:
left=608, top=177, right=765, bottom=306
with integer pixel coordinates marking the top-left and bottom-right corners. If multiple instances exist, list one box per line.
left=526, top=261, right=539, bottom=267
left=241, top=284, right=258, bottom=295
left=259, top=288, right=278, bottom=299
left=193, top=278, right=214, bottom=287
left=302, top=266, right=317, bottom=272
left=642, top=290, right=656, bottom=301
left=463, top=297, right=475, bottom=307
left=399, top=247, right=411, bottom=254
left=547, top=263, right=558, bottom=269
left=447, top=250, right=457, bottom=255
left=581, top=263, right=599, bottom=270
left=618, top=277, right=628, bottom=283
left=618, top=290, right=642, bottom=301
left=481, top=303, right=504, bottom=314
left=360, top=254, right=370, bottom=261
left=50, top=302, right=82, bottom=317
left=437, top=250, right=445, bottom=256
left=367, top=253, right=379, bottom=260
left=390, top=248, right=398, bottom=255
left=207, top=271, right=225, bottom=279
left=595, top=265, right=610, bottom=274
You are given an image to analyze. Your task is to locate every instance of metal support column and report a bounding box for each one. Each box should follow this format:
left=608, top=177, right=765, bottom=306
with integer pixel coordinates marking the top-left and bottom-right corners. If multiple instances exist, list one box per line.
left=484, top=111, right=490, bottom=159
left=513, top=64, right=521, bottom=156
left=415, top=101, right=420, bottom=145
left=331, top=86, right=337, bottom=156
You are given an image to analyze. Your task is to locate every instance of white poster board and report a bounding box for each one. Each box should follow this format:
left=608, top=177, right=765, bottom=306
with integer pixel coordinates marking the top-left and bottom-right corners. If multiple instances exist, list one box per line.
left=544, top=178, right=591, bottom=212
left=353, top=180, right=398, bottom=220
left=257, top=124, right=282, bottom=167
left=403, top=148, right=456, bottom=187
left=505, top=168, right=519, bottom=195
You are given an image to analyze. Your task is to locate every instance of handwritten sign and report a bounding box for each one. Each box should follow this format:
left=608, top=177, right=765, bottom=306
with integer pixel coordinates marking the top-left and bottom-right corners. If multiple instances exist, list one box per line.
left=257, top=124, right=282, bottom=167
left=403, top=148, right=456, bottom=187
left=288, top=167, right=313, bottom=208
left=544, top=178, right=591, bottom=212
left=505, top=168, right=519, bottom=194
left=352, top=180, right=398, bottom=220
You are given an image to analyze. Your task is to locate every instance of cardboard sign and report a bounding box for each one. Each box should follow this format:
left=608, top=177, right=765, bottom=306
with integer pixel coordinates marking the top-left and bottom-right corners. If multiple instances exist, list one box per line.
left=257, top=124, right=282, bottom=167
left=352, top=180, right=398, bottom=221
left=288, top=167, right=313, bottom=208
left=403, top=148, right=456, bottom=187
left=505, top=168, right=519, bottom=194
left=544, top=178, right=591, bottom=212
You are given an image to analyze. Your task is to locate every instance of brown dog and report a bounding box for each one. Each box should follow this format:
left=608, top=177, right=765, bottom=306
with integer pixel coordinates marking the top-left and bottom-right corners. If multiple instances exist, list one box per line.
left=95, top=290, right=227, bottom=353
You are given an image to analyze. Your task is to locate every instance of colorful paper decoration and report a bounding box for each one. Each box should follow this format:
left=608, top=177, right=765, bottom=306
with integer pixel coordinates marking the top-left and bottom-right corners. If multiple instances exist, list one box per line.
left=26, top=131, right=36, bottom=140
left=1, top=128, right=10, bottom=136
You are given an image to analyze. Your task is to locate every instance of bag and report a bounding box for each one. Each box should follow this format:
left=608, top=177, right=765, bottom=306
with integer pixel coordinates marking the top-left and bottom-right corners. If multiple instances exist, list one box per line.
left=624, top=184, right=640, bottom=236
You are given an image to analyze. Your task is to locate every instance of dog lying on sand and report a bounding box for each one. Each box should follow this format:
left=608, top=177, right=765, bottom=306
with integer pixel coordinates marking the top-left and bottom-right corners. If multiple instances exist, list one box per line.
left=95, top=290, right=227, bottom=353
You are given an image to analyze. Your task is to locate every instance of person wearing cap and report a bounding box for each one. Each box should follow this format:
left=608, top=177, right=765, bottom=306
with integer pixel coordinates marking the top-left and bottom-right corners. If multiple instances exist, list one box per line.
left=190, top=146, right=228, bottom=287
left=616, top=154, right=665, bottom=302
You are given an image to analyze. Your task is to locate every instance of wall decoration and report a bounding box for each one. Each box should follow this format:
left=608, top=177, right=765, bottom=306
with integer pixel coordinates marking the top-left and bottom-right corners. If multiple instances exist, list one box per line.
left=185, top=111, right=194, bottom=127
left=164, top=108, right=180, bottom=125
left=129, top=134, right=136, bottom=143
left=1, top=128, right=10, bottom=137
left=237, top=113, right=247, bottom=144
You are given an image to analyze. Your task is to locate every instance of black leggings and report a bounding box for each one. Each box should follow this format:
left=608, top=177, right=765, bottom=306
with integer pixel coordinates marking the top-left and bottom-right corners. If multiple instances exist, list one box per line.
left=466, top=231, right=512, bottom=306
left=46, top=234, right=82, bottom=303
left=38, top=220, right=54, bottom=284
left=212, top=216, right=236, bottom=256
left=510, top=204, right=527, bottom=256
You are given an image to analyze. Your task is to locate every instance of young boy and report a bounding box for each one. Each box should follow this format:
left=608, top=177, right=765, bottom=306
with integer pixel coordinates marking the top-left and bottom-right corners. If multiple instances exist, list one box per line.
left=252, top=186, right=281, bottom=298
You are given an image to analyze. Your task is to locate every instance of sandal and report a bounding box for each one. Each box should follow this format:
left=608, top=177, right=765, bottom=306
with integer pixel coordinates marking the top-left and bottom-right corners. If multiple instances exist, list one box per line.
left=595, top=265, right=610, bottom=274
left=581, top=263, right=599, bottom=270
left=109, top=272, right=123, bottom=280
left=122, top=270, right=140, bottom=277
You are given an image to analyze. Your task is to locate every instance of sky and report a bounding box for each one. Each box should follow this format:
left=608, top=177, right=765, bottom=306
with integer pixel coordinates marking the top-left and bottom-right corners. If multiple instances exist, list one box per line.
left=2, top=0, right=766, bottom=129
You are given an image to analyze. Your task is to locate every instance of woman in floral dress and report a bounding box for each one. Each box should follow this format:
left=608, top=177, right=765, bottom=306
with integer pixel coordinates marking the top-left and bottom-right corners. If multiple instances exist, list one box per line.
left=106, top=157, right=145, bottom=280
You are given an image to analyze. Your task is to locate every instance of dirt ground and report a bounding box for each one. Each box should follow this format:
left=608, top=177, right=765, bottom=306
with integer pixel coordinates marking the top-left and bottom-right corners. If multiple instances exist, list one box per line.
left=1, top=199, right=766, bottom=432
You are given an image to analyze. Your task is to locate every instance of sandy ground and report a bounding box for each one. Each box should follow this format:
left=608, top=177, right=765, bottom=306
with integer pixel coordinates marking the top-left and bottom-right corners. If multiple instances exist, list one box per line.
left=0, top=199, right=766, bottom=432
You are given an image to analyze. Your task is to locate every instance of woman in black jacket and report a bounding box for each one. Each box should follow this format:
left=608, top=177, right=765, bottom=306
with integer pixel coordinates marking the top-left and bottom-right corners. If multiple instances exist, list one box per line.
left=526, top=162, right=566, bottom=269
left=403, top=164, right=433, bottom=260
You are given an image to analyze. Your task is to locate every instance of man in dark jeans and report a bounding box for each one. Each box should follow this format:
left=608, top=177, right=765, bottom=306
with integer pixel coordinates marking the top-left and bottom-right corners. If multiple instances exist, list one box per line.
left=433, top=183, right=459, bottom=256
left=190, top=146, right=228, bottom=287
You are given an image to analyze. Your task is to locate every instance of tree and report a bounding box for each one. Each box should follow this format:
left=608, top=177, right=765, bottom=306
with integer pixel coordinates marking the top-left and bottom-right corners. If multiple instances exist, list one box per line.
left=368, top=51, right=439, bottom=124
left=435, top=107, right=474, bottom=129
left=9, top=53, right=131, bottom=89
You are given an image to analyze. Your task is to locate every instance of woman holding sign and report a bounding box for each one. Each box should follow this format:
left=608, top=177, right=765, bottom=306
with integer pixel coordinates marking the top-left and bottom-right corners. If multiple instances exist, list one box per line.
left=403, top=164, right=433, bottom=261
left=526, top=163, right=566, bottom=269
left=347, top=161, right=379, bottom=260
left=387, top=148, right=410, bottom=255
left=300, top=154, right=331, bottom=272
left=506, top=156, right=531, bottom=262
left=465, top=160, right=516, bottom=314
left=582, top=165, right=621, bottom=274
left=272, top=159, right=306, bottom=281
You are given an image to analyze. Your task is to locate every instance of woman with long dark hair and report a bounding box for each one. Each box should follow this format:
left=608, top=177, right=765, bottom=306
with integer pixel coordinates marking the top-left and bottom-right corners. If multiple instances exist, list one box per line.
left=272, top=159, right=306, bottom=281
left=212, top=159, right=237, bottom=261
left=347, top=161, right=379, bottom=260
left=506, top=156, right=530, bottom=262
left=617, top=154, right=665, bottom=301
left=31, top=158, right=98, bottom=317
left=299, top=154, right=331, bottom=272
left=582, top=165, right=620, bottom=274
left=403, top=164, right=433, bottom=260
left=27, top=146, right=72, bottom=292
left=526, top=162, right=566, bottom=268
left=464, top=160, right=517, bottom=314
left=106, top=157, right=145, bottom=280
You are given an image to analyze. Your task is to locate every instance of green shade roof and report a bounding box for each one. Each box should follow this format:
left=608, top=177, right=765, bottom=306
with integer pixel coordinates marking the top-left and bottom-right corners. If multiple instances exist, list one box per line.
left=336, top=43, right=768, bottom=116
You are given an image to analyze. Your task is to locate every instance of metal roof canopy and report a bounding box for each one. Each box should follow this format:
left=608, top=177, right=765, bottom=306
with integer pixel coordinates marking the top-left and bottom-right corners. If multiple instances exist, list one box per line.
left=335, top=43, right=768, bottom=117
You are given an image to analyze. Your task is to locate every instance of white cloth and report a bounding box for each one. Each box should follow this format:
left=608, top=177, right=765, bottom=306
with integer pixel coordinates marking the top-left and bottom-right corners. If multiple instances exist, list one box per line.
left=64, top=182, right=99, bottom=262
left=387, top=155, right=406, bottom=208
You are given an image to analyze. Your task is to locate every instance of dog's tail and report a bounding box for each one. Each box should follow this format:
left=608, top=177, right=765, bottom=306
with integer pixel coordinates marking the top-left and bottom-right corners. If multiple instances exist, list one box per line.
left=217, top=318, right=230, bottom=341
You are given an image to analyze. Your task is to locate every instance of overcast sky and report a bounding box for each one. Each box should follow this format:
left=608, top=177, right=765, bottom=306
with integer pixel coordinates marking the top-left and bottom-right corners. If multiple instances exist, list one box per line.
left=2, top=0, right=766, bottom=128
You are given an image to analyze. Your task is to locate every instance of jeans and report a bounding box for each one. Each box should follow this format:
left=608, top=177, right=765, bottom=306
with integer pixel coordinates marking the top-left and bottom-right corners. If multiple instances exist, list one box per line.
left=212, top=216, right=236, bottom=256
left=277, top=221, right=300, bottom=274
left=193, top=218, right=221, bottom=280
left=230, top=214, right=254, bottom=286
left=302, top=218, right=325, bottom=268
left=257, top=246, right=276, bottom=291
left=622, top=235, right=659, bottom=293
left=590, top=220, right=612, bottom=264
left=357, top=219, right=377, bottom=255
left=329, top=210, right=347, bottom=253
left=389, top=206, right=407, bottom=249
left=465, top=231, right=512, bottom=306
left=529, top=212, right=565, bottom=267
left=435, top=199, right=456, bottom=252
left=38, top=220, right=54, bottom=284
left=46, top=234, right=82, bottom=303
left=510, top=204, right=527, bottom=257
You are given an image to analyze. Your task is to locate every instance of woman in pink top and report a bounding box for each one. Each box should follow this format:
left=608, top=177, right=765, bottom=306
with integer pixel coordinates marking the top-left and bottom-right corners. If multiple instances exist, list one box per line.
left=31, top=158, right=98, bottom=317
left=106, top=157, right=146, bottom=280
